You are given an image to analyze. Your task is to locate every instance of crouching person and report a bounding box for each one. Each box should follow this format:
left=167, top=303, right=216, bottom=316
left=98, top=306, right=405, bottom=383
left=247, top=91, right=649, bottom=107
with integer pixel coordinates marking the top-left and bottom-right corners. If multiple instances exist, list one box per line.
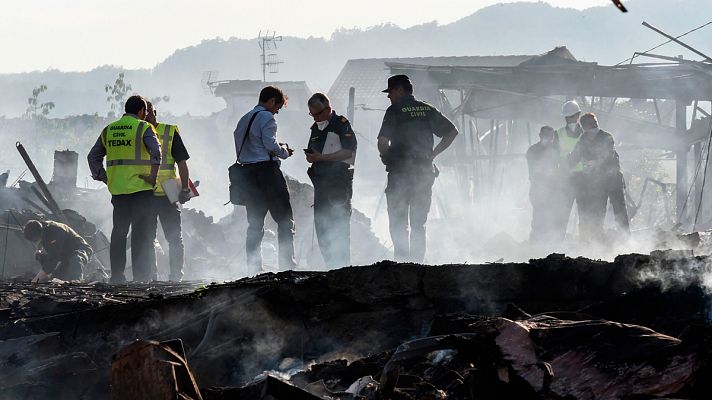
left=23, top=220, right=93, bottom=282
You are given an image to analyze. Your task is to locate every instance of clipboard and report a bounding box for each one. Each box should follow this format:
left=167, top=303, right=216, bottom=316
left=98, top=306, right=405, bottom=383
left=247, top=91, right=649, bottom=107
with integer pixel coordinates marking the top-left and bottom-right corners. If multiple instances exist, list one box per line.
left=161, top=178, right=199, bottom=204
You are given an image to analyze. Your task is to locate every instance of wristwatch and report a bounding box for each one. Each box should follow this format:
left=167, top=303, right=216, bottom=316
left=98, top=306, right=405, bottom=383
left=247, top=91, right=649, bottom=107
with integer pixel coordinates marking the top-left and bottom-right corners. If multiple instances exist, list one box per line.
left=181, top=188, right=191, bottom=193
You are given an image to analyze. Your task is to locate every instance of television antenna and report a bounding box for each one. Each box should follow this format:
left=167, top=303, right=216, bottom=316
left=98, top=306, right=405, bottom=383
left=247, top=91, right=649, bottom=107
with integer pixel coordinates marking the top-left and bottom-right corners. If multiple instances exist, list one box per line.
left=201, top=70, right=230, bottom=94
left=258, top=30, right=283, bottom=82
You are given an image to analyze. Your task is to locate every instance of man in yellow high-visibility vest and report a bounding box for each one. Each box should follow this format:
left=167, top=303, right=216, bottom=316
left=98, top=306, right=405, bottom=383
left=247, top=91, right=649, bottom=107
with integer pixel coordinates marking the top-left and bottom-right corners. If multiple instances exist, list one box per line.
left=87, top=95, right=162, bottom=283
left=144, top=101, right=191, bottom=281
left=552, top=100, right=585, bottom=241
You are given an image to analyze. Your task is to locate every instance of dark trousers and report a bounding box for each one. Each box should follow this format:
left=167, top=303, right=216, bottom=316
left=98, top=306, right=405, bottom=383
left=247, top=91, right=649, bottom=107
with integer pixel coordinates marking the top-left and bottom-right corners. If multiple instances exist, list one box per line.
left=147, top=195, right=185, bottom=281
left=43, top=247, right=91, bottom=281
left=244, top=162, right=296, bottom=273
left=110, top=190, right=154, bottom=282
left=309, top=166, right=353, bottom=267
left=551, top=172, right=583, bottom=241
left=577, top=177, right=609, bottom=244
left=385, top=166, right=435, bottom=262
left=607, top=172, right=630, bottom=234
left=529, top=182, right=558, bottom=245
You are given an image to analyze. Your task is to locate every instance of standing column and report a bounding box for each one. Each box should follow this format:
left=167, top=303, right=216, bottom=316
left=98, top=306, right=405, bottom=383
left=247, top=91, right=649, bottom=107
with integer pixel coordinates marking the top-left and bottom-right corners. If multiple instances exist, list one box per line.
left=676, top=100, right=689, bottom=222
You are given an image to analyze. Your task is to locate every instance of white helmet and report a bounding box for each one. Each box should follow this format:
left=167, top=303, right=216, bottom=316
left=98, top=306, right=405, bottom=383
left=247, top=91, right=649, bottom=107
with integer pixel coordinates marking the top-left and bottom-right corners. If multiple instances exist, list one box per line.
left=561, top=101, right=581, bottom=117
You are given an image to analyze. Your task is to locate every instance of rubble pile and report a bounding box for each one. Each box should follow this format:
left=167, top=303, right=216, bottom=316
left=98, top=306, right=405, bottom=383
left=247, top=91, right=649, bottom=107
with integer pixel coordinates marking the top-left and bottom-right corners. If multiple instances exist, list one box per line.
left=160, top=175, right=386, bottom=280
left=0, top=251, right=711, bottom=399
left=2, top=145, right=387, bottom=281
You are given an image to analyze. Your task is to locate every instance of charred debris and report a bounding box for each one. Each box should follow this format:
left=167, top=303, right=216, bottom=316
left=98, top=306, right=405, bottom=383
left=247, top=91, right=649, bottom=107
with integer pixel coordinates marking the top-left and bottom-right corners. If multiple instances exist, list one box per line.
left=1, top=252, right=712, bottom=399
left=0, top=142, right=386, bottom=281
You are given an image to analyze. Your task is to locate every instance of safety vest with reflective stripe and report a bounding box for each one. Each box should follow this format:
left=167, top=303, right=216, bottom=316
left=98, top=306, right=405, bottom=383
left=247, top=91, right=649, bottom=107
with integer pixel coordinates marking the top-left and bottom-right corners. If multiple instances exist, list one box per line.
left=154, top=122, right=178, bottom=196
left=556, top=125, right=584, bottom=172
left=101, top=114, right=155, bottom=195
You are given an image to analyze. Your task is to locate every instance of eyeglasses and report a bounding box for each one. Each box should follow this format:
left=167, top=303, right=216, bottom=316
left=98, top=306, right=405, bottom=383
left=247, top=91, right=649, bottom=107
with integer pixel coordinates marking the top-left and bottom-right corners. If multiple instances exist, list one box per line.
left=309, top=107, right=330, bottom=117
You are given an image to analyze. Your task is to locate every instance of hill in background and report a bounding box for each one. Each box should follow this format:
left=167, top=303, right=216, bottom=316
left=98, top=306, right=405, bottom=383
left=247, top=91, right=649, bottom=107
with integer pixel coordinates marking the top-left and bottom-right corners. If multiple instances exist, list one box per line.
left=0, top=0, right=710, bottom=118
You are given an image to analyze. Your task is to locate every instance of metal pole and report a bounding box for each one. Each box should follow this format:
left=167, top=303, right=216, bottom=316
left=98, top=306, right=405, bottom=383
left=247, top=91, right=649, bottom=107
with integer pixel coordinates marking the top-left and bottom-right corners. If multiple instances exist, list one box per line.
left=676, top=101, right=689, bottom=221
left=15, top=142, right=62, bottom=216
left=642, top=21, right=712, bottom=62
left=261, top=38, right=266, bottom=82
left=347, top=87, right=355, bottom=125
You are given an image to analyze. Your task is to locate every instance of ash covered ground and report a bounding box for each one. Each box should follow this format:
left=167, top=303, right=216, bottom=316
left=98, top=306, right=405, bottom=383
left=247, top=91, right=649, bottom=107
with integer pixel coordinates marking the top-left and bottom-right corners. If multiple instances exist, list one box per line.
left=2, top=251, right=712, bottom=399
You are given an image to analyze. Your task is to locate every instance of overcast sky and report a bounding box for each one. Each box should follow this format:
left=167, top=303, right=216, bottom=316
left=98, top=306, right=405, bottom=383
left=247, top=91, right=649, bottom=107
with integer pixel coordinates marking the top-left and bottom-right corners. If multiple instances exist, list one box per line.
left=0, top=0, right=609, bottom=73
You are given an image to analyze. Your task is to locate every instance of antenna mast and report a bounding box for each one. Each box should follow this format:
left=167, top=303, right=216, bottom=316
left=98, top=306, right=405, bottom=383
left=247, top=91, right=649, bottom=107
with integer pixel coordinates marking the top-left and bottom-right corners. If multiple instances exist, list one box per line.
left=258, top=30, right=283, bottom=82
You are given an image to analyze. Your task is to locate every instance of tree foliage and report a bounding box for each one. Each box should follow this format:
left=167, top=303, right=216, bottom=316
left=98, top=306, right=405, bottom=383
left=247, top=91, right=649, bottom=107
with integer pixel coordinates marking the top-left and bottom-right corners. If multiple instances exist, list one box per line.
left=104, top=72, right=132, bottom=118
left=24, top=84, right=55, bottom=119
left=150, top=95, right=171, bottom=106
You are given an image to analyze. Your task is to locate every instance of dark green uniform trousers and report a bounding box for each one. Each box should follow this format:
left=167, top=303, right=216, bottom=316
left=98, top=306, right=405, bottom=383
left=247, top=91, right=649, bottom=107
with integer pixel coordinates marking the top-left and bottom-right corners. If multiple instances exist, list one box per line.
left=385, top=164, right=435, bottom=263
left=309, top=166, right=353, bottom=267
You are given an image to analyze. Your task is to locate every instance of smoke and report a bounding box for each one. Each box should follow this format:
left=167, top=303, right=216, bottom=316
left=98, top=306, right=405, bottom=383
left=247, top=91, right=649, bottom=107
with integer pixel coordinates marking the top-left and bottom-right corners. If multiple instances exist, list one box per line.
left=1, top=54, right=712, bottom=285
left=633, top=252, right=712, bottom=292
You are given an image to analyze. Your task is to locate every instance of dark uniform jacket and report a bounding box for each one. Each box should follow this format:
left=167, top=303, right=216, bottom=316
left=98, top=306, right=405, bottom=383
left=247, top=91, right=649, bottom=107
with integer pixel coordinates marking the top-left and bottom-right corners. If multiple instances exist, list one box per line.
left=569, top=129, right=621, bottom=179
left=377, top=95, right=456, bottom=170
left=526, top=142, right=559, bottom=188
left=39, top=221, right=92, bottom=269
left=307, top=112, right=357, bottom=176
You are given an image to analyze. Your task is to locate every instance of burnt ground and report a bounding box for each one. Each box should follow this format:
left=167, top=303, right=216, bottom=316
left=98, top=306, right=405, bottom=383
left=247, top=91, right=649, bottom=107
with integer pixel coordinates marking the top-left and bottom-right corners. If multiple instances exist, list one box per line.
left=1, top=252, right=711, bottom=399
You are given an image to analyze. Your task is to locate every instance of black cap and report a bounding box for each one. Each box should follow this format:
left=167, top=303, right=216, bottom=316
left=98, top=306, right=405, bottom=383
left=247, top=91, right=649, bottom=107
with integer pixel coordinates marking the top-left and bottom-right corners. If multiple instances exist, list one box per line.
left=382, top=74, right=412, bottom=93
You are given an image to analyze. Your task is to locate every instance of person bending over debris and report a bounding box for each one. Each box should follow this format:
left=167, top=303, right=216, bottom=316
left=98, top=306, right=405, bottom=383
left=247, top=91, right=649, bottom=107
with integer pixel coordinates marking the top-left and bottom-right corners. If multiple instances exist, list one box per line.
left=526, top=126, right=560, bottom=246
left=144, top=101, right=191, bottom=282
left=233, top=86, right=297, bottom=274
left=305, top=93, right=357, bottom=268
left=569, top=112, right=629, bottom=244
left=24, top=219, right=93, bottom=282
left=377, top=75, right=459, bottom=262
left=87, top=95, right=161, bottom=283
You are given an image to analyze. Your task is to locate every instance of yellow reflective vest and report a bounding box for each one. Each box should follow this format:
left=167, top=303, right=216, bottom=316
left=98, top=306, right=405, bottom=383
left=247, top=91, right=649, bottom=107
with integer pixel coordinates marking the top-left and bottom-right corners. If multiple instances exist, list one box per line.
left=101, top=114, right=157, bottom=195
left=556, top=125, right=584, bottom=172
left=154, top=122, right=178, bottom=196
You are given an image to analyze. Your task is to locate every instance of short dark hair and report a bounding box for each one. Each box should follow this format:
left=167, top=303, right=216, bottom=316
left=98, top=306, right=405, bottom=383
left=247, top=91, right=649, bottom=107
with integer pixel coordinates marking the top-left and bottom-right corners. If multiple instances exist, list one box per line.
left=539, top=126, right=555, bottom=138
left=580, top=112, right=598, bottom=126
left=259, top=86, right=287, bottom=105
left=125, top=95, right=147, bottom=115
left=307, top=93, right=330, bottom=109
left=23, top=220, right=43, bottom=241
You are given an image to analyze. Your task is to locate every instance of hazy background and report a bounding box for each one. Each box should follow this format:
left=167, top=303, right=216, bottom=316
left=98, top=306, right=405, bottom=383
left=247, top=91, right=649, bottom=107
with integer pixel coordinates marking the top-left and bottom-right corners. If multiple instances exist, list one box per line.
left=1, top=0, right=711, bottom=269
left=1, top=0, right=710, bottom=118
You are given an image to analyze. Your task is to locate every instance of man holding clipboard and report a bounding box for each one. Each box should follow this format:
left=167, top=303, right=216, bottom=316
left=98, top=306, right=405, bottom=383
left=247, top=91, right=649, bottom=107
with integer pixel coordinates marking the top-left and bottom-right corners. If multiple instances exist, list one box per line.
left=145, top=101, right=193, bottom=282
left=305, top=93, right=357, bottom=267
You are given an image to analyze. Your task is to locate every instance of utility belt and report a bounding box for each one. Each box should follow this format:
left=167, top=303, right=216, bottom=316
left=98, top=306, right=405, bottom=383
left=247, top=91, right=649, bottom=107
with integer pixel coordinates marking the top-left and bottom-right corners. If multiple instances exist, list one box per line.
left=387, top=159, right=438, bottom=176
left=308, top=161, right=352, bottom=178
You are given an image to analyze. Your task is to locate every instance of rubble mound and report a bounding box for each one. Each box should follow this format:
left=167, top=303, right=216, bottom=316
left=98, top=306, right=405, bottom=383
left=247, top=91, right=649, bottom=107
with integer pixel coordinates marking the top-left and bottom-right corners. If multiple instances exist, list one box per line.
left=0, top=252, right=711, bottom=399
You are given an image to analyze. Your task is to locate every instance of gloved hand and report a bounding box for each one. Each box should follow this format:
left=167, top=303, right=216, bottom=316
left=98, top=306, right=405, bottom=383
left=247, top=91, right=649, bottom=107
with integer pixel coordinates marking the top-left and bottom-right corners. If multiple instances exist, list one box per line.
left=35, top=250, right=46, bottom=262
left=179, top=189, right=191, bottom=204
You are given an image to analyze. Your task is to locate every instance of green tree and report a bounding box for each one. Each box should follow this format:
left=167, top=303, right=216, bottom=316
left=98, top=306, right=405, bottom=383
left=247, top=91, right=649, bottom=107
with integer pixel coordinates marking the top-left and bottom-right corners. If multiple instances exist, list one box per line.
left=24, top=84, right=55, bottom=119
left=150, top=95, right=170, bottom=106
left=104, top=72, right=132, bottom=118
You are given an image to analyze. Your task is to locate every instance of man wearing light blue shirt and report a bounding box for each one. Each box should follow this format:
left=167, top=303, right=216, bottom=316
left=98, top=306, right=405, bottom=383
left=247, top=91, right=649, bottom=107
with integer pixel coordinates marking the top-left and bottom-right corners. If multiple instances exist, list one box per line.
left=233, top=86, right=296, bottom=274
